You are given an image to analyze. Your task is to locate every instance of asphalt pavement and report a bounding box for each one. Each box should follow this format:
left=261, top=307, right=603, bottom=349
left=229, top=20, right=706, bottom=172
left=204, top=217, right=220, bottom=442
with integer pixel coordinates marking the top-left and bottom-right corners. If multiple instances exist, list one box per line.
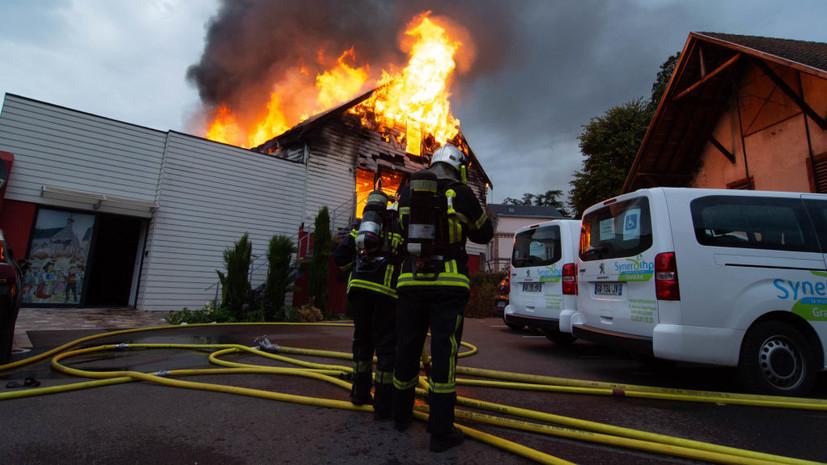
left=1, top=318, right=826, bottom=465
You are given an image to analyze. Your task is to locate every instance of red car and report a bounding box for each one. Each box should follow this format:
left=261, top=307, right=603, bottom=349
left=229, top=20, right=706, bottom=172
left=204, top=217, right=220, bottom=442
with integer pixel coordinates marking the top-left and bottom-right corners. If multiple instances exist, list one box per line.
left=0, top=230, right=22, bottom=362
left=495, top=274, right=509, bottom=315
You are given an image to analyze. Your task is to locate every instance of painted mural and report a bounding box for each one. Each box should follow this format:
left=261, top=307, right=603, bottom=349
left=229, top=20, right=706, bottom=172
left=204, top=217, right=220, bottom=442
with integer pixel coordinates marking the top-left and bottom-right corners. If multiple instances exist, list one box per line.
left=21, top=209, right=95, bottom=305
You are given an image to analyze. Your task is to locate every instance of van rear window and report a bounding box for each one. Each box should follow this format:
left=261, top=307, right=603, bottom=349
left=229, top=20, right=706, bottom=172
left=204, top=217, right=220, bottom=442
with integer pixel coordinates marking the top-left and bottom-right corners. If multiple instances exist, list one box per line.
left=580, top=197, right=652, bottom=261
left=512, top=225, right=561, bottom=268
left=691, top=196, right=818, bottom=253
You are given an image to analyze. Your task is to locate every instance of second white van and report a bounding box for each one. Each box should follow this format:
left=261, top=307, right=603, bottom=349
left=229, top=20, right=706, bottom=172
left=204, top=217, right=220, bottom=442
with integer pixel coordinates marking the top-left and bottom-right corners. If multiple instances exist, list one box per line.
left=504, top=219, right=581, bottom=344
left=571, top=187, right=827, bottom=395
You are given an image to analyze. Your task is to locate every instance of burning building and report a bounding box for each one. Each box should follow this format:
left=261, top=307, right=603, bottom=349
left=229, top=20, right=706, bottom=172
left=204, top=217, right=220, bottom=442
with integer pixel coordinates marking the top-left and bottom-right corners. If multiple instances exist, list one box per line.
left=0, top=13, right=494, bottom=312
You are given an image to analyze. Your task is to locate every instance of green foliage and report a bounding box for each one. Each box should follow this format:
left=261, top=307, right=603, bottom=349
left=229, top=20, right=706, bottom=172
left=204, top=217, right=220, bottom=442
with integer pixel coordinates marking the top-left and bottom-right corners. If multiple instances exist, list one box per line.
left=568, top=51, right=680, bottom=217
left=649, top=51, right=680, bottom=111
left=503, top=190, right=570, bottom=217
left=264, top=235, right=295, bottom=321
left=569, top=99, right=652, bottom=216
left=165, top=301, right=231, bottom=324
left=466, top=271, right=506, bottom=318
left=309, top=207, right=332, bottom=313
left=217, top=233, right=252, bottom=320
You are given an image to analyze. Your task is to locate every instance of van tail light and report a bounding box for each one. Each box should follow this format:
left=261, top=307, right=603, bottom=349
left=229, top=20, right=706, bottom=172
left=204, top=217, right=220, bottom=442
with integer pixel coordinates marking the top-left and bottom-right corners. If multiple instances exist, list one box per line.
left=562, top=263, right=578, bottom=295
left=0, top=242, right=5, bottom=261
left=655, top=252, right=680, bottom=300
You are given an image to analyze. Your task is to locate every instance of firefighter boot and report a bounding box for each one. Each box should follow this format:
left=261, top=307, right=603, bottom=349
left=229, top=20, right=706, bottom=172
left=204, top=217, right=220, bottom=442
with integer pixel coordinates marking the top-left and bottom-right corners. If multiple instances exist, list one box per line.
left=393, top=387, right=415, bottom=431
left=349, top=372, right=373, bottom=406
left=373, top=383, right=394, bottom=421
left=428, top=392, right=464, bottom=452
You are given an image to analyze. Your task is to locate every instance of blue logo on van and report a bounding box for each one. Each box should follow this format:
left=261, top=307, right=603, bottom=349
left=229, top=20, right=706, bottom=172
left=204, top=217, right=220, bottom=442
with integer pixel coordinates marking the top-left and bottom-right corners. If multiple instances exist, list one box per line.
left=539, top=264, right=562, bottom=283
left=614, top=255, right=654, bottom=282
left=774, top=272, right=827, bottom=321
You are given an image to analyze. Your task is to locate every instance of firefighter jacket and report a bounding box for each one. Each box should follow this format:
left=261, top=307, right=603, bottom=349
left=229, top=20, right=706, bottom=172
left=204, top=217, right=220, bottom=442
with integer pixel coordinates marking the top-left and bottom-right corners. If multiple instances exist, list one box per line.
left=333, top=218, right=404, bottom=299
left=396, top=174, right=494, bottom=292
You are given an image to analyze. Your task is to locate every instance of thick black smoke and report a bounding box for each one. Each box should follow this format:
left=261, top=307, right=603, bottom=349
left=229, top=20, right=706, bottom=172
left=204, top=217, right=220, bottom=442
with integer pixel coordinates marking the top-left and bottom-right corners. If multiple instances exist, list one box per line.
left=186, top=0, right=516, bottom=109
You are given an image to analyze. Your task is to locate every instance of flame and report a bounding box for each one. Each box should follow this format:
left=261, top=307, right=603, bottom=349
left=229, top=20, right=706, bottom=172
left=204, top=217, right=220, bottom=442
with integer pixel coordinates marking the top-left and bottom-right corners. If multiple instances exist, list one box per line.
left=205, top=106, right=244, bottom=146
left=354, top=14, right=462, bottom=149
left=316, top=48, right=369, bottom=110
left=202, top=12, right=467, bottom=153
left=248, top=92, right=290, bottom=148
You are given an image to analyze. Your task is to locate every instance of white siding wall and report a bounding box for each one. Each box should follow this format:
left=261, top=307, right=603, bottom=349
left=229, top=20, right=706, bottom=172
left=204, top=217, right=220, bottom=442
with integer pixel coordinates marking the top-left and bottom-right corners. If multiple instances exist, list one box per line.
left=303, top=128, right=357, bottom=231
left=137, top=133, right=306, bottom=311
left=0, top=94, right=165, bottom=217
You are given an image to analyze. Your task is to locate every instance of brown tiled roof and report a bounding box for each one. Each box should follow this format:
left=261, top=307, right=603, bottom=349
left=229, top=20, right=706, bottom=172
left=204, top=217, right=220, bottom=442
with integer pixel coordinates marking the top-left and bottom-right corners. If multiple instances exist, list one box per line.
left=697, top=32, right=827, bottom=74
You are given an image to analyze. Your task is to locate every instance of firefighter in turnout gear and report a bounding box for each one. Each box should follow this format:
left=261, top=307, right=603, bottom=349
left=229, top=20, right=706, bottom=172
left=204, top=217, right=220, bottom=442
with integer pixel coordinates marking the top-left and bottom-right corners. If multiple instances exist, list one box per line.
left=334, top=189, right=403, bottom=420
left=392, top=143, right=494, bottom=452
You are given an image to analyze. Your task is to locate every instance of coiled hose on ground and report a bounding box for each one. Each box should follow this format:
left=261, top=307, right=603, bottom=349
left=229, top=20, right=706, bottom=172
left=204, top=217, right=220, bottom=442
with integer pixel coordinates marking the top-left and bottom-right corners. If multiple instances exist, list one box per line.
left=0, top=322, right=824, bottom=465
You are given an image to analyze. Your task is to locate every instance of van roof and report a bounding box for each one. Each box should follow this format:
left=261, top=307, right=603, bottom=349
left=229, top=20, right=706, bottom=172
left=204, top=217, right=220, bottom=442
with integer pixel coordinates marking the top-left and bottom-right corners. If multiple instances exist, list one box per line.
left=515, top=218, right=580, bottom=234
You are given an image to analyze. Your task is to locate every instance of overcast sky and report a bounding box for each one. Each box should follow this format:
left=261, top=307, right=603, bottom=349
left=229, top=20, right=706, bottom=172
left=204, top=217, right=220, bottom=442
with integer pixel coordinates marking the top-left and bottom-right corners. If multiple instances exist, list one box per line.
left=2, top=0, right=827, bottom=203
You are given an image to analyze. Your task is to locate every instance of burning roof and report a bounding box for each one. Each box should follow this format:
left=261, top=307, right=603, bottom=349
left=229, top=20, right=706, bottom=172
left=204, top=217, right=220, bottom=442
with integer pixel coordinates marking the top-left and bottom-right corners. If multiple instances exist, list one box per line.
left=201, top=13, right=470, bottom=156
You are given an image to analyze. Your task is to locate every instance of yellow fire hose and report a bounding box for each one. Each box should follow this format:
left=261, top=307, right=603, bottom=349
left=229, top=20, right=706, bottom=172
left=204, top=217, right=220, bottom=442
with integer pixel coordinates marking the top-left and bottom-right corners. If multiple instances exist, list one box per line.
left=0, top=322, right=824, bottom=465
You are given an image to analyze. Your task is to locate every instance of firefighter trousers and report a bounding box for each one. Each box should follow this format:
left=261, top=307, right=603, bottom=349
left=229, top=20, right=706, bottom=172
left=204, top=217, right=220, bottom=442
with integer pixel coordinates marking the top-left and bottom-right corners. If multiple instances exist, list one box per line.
left=392, top=288, right=467, bottom=435
left=349, top=289, right=396, bottom=414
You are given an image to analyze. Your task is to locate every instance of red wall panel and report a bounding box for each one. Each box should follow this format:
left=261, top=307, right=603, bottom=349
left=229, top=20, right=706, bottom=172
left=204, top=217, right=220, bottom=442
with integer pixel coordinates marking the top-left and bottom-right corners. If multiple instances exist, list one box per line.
left=0, top=199, right=36, bottom=258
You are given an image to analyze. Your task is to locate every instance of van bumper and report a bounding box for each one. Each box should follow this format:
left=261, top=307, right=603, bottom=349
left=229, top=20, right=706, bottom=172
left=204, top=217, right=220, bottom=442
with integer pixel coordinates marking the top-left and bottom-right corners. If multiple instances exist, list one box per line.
left=558, top=309, right=576, bottom=333
left=572, top=324, right=653, bottom=356
left=507, top=314, right=560, bottom=332
left=653, top=324, right=743, bottom=367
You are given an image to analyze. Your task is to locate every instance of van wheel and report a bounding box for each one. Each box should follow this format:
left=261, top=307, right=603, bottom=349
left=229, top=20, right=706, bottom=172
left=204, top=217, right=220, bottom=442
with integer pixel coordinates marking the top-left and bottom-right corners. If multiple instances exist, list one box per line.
left=738, top=321, right=817, bottom=396
left=505, top=322, right=523, bottom=331
left=543, top=329, right=576, bottom=345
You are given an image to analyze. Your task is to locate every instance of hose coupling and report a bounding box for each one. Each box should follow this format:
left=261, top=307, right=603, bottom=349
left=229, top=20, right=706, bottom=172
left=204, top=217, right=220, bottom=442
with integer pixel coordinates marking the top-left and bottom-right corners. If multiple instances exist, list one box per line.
left=153, top=370, right=170, bottom=377
left=115, top=343, right=130, bottom=351
left=254, top=336, right=279, bottom=353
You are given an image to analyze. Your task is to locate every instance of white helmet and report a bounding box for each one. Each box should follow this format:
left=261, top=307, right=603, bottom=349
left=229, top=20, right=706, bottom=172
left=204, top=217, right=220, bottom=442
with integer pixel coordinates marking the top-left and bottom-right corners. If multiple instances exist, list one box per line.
left=430, top=143, right=466, bottom=172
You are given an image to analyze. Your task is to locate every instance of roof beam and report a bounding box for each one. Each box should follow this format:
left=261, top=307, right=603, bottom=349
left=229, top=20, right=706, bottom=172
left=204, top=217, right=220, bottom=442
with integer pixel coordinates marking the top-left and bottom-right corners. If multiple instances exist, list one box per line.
left=752, top=58, right=827, bottom=130
left=709, top=136, right=736, bottom=164
left=673, top=53, right=742, bottom=101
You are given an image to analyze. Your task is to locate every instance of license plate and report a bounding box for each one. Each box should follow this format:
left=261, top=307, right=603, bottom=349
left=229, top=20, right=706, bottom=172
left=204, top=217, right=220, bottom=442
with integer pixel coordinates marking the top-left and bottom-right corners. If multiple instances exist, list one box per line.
left=595, top=282, right=623, bottom=296
left=522, top=282, right=542, bottom=292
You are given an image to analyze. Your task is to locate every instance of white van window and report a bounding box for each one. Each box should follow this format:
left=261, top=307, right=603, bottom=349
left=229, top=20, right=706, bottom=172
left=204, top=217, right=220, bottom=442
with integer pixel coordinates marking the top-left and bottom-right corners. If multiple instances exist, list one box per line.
left=580, top=197, right=652, bottom=261
left=512, top=225, right=561, bottom=268
left=691, top=196, right=819, bottom=253
left=804, top=199, right=827, bottom=252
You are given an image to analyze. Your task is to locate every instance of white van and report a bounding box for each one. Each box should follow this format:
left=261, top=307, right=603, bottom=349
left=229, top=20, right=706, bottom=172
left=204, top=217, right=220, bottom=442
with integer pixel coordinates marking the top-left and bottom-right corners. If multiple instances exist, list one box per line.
left=504, top=219, right=581, bottom=344
left=571, top=187, right=827, bottom=395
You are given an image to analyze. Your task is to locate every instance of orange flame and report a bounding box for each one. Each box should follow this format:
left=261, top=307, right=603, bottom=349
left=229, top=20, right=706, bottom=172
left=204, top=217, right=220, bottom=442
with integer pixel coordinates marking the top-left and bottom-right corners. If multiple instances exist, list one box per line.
left=203, top=12, right=467, bottom=153
left=354, top=14, right=462, bottom=151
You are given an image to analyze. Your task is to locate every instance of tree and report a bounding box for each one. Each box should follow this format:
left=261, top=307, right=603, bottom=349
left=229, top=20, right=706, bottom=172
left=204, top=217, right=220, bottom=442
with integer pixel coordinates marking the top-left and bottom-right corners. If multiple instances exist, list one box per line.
left=503, top=189, right=570, bottom=217
left=309, top=207, right=332, bottom=314
left=649, top=52, right=680, bottom=111
left=568, top=52, right=679, bottom=217
left=569, top=99, right=652, bottom=217
left=264, top=235, right=295, bottom=321
left=217, top=233, right=252, bottom=319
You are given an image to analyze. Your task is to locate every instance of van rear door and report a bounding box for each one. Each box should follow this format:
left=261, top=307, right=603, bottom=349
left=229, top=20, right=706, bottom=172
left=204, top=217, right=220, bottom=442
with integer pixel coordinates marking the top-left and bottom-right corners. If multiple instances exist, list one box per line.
left=579, top=196, right=657, bottom=338
left=511, top=225, right=563, bottom=321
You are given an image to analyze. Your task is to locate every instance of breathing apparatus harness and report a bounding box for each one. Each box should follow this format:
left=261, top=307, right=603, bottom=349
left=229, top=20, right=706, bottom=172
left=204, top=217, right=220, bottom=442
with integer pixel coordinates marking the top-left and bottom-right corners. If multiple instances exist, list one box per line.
left=354, top=189, right=392, bottom=274
left=406, top=145, right=469, bottom=280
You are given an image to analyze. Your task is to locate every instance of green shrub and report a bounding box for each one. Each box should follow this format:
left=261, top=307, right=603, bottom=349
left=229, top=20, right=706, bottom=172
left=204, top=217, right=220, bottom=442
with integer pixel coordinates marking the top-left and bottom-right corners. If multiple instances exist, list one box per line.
left=264, top=235, right=295, bottom=321
left=466, top=271, right=506, bottom=318
left=309, top=207, right=332, bottom=314
left=165, top=301, right=231, bottom=324
left=217, top=233, right=252, bottom=319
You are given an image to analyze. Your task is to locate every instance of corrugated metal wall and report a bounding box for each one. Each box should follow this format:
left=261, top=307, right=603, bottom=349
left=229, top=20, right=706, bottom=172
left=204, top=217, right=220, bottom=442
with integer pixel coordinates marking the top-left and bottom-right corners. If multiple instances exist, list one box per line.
left=0, top=94, right=166, bottom=217
left=137, top=133, right=306, bottom=311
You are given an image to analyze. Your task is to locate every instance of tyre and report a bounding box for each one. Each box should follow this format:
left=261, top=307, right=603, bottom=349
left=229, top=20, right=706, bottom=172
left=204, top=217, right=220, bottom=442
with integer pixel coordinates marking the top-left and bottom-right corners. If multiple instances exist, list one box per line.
left=737, top=320, right=818, bottom=396
left=505, top=322, right=523, bottom=331
left=543, top=329, right=576, bottom=345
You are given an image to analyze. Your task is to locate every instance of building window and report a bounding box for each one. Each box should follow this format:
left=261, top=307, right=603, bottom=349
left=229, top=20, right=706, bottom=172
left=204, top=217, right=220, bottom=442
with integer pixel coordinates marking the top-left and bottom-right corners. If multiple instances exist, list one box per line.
left=355, top=168, right=406, bottom=218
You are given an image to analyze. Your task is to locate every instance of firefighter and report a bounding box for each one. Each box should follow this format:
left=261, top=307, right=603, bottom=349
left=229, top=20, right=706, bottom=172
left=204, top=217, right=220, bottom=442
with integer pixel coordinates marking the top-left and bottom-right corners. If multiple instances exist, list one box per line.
left=392, top=143, right=494, bottom=452
left=334, top=189, right=403, bottom=420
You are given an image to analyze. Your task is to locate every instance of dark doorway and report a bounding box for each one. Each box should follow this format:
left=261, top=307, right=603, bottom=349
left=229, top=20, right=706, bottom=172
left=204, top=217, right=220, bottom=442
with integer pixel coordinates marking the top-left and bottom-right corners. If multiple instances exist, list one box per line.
left=84, top=214, right=143, bottom=306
